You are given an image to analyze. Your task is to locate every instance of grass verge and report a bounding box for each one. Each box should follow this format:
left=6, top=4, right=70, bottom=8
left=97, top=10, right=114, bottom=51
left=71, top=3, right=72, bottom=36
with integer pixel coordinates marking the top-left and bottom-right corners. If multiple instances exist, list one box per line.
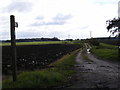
left=2, top=49, right=80, bottom=88
left=91, top=43, right=118, bottom=61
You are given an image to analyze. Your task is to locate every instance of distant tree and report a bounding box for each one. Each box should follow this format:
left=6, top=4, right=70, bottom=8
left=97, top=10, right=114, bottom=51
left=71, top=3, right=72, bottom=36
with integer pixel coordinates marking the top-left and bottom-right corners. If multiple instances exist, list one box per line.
left=106, top=17, right=120, bottom=61
left=52, top=37, right=60, bottom=41
left=89, top=38, right=99, bottom=46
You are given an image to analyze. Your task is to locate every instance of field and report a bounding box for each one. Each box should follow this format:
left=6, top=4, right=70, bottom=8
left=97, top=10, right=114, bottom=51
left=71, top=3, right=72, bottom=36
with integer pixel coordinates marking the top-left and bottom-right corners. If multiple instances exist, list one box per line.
left=1, top=41, right=72, bottom=46
left=2, top=44, right=81, bottom=75
left=3, top=49, right=80, bottom=88
left=92, top=43, right=118, bottom=61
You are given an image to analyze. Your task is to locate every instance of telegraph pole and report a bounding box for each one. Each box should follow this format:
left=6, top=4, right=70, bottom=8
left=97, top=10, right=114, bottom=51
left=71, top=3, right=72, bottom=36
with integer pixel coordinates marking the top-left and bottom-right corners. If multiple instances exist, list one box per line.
left=10, top=15, right=17, bottom=81
left=90, top=31, right=92, bottom=38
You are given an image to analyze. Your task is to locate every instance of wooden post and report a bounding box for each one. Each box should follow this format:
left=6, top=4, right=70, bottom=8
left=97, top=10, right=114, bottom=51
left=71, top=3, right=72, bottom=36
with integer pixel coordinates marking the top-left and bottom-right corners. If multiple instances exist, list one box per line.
left=118, top=33, right=120, bottom=62
left=10, top=15, right=17, bottom=81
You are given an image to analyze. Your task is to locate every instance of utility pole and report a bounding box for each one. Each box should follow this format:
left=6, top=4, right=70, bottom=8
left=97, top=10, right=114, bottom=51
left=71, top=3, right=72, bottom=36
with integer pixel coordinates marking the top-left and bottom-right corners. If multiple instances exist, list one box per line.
left=90, top=31, right=92, bottom=38
left=10, top=15, right=18, bottom=81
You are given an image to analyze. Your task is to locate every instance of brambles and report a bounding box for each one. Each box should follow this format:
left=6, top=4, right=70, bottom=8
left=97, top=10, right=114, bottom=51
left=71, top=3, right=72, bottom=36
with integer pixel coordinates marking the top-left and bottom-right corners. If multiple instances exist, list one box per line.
left=2, top=44, right=81, bottom=75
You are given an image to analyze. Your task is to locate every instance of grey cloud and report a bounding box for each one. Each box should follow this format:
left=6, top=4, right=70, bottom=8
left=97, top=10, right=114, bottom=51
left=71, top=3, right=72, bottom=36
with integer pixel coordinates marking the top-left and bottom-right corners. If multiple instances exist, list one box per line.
left=35, top=16, right=44, bottom=20
left=53, top=14, right=72, bottom=21
left=51, top=14, right=72, bottom=25
left=0, top=16, right=9, bottom=28
left=94, top=1, right=116, bottom=5
left=0, top=16, right=8, bottom=21
left=47, top=31, right=66, bottom=38
left=30, top=14, right=72, bottom=27
left=46, top=21, right=65, bottom=25
left=2, top=1, right=33, bottom=13
left=17, top=31, right=43, bottom=38
left=16, top=31, right=66, bottom=39
left=0, top=31, right=9, bottom=40
left=30, top=22, right=45, bottom=26
left=80, top=25, right=89, bottom=29
left=30, top=21, right=65, bottom=26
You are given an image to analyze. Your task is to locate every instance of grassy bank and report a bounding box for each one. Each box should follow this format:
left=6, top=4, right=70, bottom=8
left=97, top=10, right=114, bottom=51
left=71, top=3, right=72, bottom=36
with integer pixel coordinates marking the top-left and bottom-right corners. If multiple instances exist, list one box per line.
left=92, top=43, right=118, bottom=61
left=2, top=49, right=80, bottom=88
left=1, top=41, right=73, bottom=46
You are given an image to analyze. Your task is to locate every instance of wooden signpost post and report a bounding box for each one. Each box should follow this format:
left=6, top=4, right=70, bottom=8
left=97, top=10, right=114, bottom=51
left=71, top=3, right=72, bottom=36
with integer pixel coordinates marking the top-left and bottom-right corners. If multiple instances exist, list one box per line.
left=10, top=15, right=18, bottom=81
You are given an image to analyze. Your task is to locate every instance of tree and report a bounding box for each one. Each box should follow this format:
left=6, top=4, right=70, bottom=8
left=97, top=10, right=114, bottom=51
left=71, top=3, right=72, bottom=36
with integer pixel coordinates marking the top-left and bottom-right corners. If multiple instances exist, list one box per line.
left=106, top=18, right=120, bottom=37
left=106, top=17, right=120, bottom=61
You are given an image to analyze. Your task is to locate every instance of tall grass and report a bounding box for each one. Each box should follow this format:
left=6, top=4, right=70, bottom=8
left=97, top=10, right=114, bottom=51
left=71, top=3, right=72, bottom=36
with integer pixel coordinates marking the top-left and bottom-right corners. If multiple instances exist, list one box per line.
left=3, top=70, right=64, bottom=88
left=98, top=43, right=118, bottom=49
left=92, top=43, right=118, bottom=61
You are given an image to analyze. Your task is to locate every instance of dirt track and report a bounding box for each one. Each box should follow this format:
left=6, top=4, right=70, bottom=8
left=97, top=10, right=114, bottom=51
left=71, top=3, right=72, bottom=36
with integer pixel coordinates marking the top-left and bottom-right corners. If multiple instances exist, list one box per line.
left=64, top=44, right=120, bottom=88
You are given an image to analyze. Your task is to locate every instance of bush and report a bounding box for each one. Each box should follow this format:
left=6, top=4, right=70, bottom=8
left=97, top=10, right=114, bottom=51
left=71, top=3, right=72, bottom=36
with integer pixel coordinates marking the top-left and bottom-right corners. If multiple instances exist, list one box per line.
left=89, top=38, right=100, bottom=46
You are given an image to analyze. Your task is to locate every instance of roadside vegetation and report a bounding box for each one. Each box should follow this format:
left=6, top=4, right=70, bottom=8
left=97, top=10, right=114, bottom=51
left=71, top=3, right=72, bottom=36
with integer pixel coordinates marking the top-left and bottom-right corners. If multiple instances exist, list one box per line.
left=91, top=43, right=118, bottom=61
left=2, top=49, right=80, bottom=88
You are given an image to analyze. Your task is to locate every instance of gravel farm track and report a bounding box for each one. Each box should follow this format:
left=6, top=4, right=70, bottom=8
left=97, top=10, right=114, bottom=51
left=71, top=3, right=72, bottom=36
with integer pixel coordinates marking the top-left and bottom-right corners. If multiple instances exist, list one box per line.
left=62, top=43, right=120, bottom=89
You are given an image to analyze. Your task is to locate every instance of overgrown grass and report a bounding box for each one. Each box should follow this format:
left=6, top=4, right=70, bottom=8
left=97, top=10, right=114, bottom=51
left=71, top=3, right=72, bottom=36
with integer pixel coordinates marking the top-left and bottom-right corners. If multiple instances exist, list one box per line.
left=2, top=49, right=80, bottom=88
left=3, top=70, right=64, bottom=88
left=1, top=41, right=73, bottom=46
left=92, top=43, right=118, bottom=61
left=96, top=43, right=118, bottom=49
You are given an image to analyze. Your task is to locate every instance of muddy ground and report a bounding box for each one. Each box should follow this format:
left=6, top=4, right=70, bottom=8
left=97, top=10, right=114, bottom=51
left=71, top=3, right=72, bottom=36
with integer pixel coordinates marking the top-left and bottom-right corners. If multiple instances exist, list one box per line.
left=63, top=48, right=120, bottom=89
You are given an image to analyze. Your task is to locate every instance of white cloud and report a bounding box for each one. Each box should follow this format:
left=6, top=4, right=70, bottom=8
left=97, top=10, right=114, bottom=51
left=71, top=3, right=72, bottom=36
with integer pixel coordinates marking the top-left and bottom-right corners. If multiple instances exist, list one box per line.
left=0, top=0, right=119, bottom=40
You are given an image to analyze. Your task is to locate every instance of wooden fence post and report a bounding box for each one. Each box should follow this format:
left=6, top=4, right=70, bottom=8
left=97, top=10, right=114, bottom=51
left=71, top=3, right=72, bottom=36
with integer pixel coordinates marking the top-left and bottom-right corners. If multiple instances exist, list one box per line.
left=118, top=34, right=120, bottom=62
left=10, top=15, right=17, bottom=81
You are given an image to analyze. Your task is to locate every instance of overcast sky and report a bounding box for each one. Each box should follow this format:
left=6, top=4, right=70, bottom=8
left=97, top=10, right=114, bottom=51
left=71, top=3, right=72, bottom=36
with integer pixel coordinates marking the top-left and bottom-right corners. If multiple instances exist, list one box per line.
left=0, top=0, right=119, bottom=40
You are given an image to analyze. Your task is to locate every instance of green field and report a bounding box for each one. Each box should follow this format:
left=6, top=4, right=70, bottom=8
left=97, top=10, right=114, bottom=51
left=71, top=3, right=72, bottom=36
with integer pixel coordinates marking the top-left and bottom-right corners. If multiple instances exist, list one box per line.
left=1, top=41, right=73, bottom=46
left=92, top=43, right=118, bottom=61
